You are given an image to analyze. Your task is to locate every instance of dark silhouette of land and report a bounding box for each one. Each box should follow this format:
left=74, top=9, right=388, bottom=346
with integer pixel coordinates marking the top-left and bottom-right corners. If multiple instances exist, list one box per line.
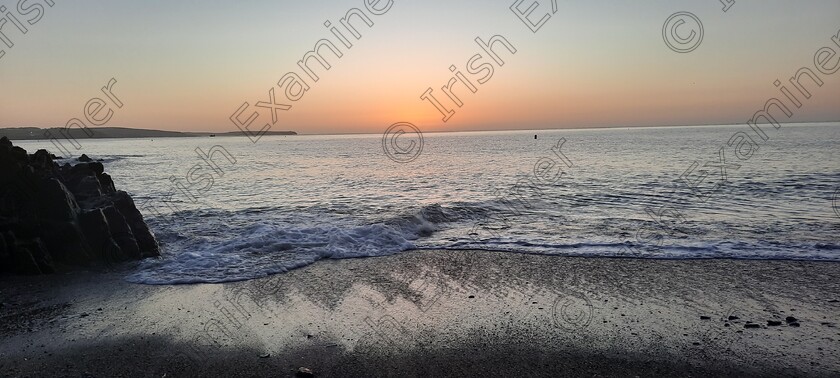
left=0, top=127, right=296, bottom=140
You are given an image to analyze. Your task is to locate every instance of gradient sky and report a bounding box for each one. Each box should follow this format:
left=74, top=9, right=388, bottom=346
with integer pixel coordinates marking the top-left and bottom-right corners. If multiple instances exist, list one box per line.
left=1, top=0, right=839, bottom=134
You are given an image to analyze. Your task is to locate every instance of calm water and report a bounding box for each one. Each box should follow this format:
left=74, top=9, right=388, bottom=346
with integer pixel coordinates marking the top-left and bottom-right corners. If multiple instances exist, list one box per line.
left=16, top=123, right=840, bottom=284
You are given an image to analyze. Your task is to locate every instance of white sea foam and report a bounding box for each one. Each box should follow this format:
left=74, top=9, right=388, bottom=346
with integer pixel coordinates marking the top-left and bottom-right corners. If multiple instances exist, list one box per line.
left=14, top=125, right=835, bottom=284
left=127, top=221, right=419, bottom=284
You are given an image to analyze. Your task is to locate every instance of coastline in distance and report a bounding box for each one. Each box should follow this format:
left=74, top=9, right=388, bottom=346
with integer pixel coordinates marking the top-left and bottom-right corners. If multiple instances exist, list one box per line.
left=0, top=127, right=297, bottom=141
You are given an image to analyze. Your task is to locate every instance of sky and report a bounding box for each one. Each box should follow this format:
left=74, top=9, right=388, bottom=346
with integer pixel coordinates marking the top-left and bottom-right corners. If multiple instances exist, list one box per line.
left=0, top=0, right=839, bottom=134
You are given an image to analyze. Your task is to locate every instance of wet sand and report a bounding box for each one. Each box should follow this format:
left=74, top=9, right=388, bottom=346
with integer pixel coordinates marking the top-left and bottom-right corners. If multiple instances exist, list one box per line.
left=1, top=250, right=839, bottom=377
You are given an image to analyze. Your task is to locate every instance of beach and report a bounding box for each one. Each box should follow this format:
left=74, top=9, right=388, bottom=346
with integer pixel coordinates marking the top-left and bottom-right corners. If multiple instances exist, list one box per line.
left=2, top=250, right=838, bottom=377
left=2, top=1, right=839, bottom=376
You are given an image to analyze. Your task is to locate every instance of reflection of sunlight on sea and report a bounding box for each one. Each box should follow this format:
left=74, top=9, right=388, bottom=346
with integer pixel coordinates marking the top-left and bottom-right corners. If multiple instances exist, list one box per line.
left=15, top=124, right=840, bottom=284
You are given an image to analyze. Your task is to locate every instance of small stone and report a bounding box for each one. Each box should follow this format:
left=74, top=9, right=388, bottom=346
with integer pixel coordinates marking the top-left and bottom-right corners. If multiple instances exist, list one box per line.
left=700, top=316, right=711, bottom=320
left=296, top=367, right=315, bottom=377
left=768, top=320, right=782, bottom=326
left=724, top=323, right=730, bottom=327
left=785, top=316, right=798, bottom=323
left=78, top=154, right=92, bottom=162
left=789, top=322, right=800, bottom=327
left=468, top=295, right=475, bottom=299
left=745, top=323, right=761, bottom=329
left=728, top=315, right=739, bottom=321
left=259, top=353, right=270, bottom=358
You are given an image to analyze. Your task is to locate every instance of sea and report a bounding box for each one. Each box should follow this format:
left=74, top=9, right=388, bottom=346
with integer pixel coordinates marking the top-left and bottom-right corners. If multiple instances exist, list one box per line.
left=14, top=123, right=840, bottom=284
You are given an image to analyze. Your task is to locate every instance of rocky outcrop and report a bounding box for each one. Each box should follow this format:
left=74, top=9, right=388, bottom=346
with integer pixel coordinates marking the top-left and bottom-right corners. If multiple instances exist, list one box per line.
left=0, top=136, right=160, bottom=274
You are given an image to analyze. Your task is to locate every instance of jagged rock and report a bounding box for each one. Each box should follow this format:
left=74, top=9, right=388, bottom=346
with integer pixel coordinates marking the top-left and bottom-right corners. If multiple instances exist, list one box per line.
left=36, top=178, right=80, bottom=221
left=32, top=149, right=54, bottom=170
left=0, top=181, right=38, bottom=223
left=0, top=231, right=16, bottom=273
left=73, top=176, right=104, bottom=201
left=113, top=191, right=159, bottom=257
left=0, top=232, right=9, bottom=268
left=11, top=146, right=27, bottom=161
left=98, top=173, right=116, bottom=193
left=78, top=209, right=128, bottom=263
left=12, top=238, right=53, bottom=274
left=40, top=221, right=92, bottom=265
left=102, top=206, right=141, bottom=260
left=88, top=161, right=104, bottom=175
left=11, top=242, right=42, bottom=274
left=0, top=138, right=159, bottom=275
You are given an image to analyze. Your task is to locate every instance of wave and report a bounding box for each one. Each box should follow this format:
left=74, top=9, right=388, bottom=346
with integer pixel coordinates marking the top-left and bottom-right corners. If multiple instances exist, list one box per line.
left=127, top=197, right=840, bottom=284
left=127, top=204, right=459, bottom=284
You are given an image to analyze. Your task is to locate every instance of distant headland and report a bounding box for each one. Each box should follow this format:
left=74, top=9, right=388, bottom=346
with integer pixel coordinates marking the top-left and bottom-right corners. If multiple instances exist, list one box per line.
left=0, top=127, right=297, bottom=141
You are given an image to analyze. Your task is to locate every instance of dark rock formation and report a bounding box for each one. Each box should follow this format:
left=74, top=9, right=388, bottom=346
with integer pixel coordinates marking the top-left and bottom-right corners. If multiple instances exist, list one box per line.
left=0, top=136, right=159, bottom=274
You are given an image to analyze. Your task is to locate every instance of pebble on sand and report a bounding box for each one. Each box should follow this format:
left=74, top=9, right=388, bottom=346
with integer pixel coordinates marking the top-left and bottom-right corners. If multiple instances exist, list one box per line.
left=297, top=367, right=315, bottom=377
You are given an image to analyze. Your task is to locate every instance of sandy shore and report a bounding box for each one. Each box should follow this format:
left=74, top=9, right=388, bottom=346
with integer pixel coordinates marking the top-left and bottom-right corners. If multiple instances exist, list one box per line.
left=1, top=250, right=839, bottom=377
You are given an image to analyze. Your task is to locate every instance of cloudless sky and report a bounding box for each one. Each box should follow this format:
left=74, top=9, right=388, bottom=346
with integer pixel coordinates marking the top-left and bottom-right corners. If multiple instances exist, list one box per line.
left=1, top=0, right=839, bottom=134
